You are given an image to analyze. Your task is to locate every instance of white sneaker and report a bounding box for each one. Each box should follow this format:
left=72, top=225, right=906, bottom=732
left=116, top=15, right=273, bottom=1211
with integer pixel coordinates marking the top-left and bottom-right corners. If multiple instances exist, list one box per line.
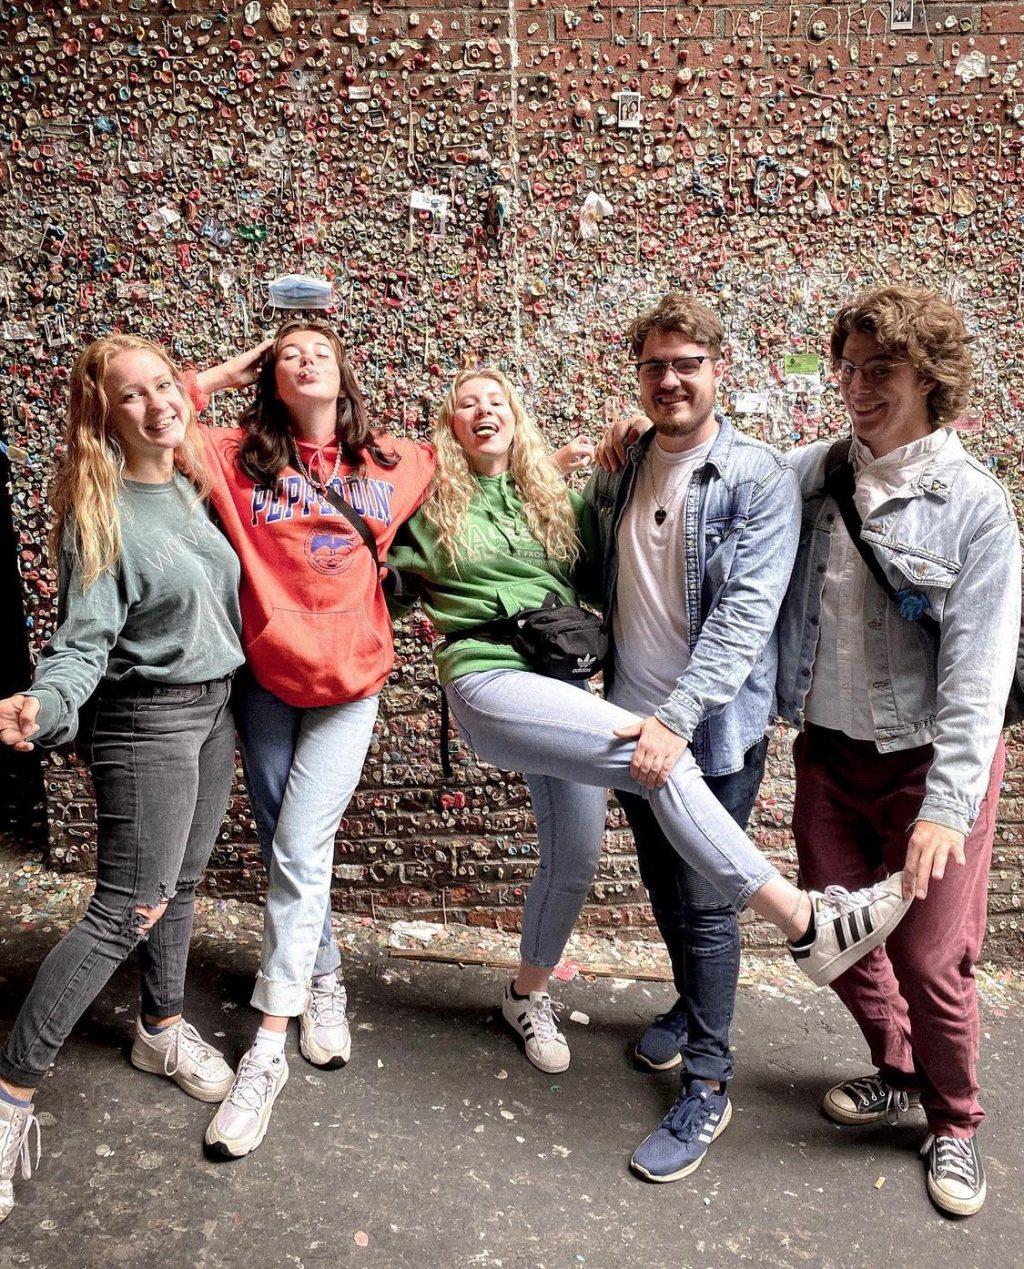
left=299, top=977, right=351, bottom=1068
left=204, top=1049, right=289, bottom=1160
left=0, top=1096, right=40, bottom=1225
left=501, top=982, right=571, bottom=1074
left=788, top=872, right=913, bottom=987
left=130, top=1017, right=234, bottom=1102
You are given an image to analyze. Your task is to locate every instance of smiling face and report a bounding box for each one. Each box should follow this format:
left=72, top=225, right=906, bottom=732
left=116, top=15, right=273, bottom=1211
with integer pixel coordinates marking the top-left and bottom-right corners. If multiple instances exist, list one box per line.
left=450, top=375, right=517, bottom=476
left=274, top=327, right=343, bottom=414
left=636, top=329, right=724, bottom=451
left=837, top=329, right=934, bottom=456
left=103, top=349, right=187, bottom=475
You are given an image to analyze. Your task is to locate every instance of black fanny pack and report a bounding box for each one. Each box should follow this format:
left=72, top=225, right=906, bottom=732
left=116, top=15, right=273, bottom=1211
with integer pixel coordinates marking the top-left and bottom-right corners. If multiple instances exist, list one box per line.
left=445, top=592, right=608, bottom=682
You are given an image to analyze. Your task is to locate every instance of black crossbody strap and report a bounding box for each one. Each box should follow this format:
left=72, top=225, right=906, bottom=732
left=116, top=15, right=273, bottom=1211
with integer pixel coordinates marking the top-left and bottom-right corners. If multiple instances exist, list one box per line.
left=316, top=481, right=380, bottom=572
left=313, top=479, right=407, bottom=602
left=823, top=439, right=940, bottom=647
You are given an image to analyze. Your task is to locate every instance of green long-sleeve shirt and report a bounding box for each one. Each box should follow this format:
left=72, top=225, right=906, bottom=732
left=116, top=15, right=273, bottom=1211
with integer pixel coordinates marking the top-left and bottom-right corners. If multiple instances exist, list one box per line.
left=29, top=474, right=244, bottom=746
left=388, top=473, right=601, bottom=684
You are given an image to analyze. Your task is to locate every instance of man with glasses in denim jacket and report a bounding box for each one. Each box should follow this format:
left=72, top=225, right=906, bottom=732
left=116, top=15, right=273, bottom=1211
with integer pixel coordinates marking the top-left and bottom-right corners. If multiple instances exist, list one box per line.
left=585, top=294, right=801, bottom=1183
left=776, top=283, right=1020, bottom=1217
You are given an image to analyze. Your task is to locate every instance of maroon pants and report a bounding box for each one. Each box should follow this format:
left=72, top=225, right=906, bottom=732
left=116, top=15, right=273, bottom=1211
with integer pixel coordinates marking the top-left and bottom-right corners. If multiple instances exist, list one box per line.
left=793, top=725, right=1004, bottom=1137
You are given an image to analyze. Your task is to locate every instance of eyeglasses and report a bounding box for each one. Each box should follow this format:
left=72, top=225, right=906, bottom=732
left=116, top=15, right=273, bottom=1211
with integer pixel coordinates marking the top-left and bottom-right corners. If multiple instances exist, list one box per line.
left=834, top=358, right=908, bottom=386
left=635, top=356, right=715, bottom=382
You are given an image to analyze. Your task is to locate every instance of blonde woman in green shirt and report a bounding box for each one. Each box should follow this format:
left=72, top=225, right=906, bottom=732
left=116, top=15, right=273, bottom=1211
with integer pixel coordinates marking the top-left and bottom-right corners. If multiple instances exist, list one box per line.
left=390, top=368, right=912, bottom=1079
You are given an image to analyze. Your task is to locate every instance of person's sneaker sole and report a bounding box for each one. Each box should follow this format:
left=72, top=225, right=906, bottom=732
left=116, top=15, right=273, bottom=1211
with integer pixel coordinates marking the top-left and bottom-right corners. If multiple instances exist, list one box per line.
left=630, top=1098, right=733, bottom=1183
left=203, top=1066, right=289, bottom=1161
left=632, top=1045, right=683, bottom=1073
left=822, top=1086, right=922, bottom=1125
left=298, top=1025, right=351, bottom=1069
left=926, top=1170, right=987, bottom=1218
left=129, top=1040, right=234, bottom=1103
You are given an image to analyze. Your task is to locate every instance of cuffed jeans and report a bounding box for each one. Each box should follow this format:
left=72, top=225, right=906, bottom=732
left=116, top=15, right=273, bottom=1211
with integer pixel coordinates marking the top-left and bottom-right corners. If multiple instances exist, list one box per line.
left=0, top=678, right=235, bottom=1088
left=234, top=671, right=378, bottom=1017
left=445, top=671, right=778, bottom=918
left=617, top=737, right=769, bottom=1085
left=793, top=724, right=1003, bottom=1137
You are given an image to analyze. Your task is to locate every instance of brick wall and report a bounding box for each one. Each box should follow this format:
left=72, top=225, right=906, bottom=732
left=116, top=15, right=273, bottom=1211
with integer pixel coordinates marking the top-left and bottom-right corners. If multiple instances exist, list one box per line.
left=3, top=1, right=1022, bottom=958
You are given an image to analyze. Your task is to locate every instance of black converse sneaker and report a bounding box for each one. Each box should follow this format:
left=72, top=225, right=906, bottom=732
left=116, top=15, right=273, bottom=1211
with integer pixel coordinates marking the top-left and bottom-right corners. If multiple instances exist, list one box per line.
left=788, top=872, right=913, bottom=987
left=822, top=1074, right=922, bottom=1126
left=921, top=1133, right=986, bottom=1216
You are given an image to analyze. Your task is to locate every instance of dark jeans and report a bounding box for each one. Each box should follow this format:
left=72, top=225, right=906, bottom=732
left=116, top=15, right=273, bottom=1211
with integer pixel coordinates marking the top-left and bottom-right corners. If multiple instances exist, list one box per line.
left=0, top=678, right=235, bottom=1088
left=618, top=736, right=769, bottom=1085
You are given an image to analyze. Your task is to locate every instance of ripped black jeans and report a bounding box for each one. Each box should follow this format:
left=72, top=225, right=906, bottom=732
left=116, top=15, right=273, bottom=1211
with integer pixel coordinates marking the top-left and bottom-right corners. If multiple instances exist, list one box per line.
left=0, top=677, right=235, bottom=1087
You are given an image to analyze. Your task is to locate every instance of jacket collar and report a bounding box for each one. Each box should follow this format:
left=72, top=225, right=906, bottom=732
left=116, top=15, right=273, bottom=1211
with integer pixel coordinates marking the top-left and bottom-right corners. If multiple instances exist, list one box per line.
left=625, top=412, right=732, bottom=475
left=850, top=425, right=966, bottom=505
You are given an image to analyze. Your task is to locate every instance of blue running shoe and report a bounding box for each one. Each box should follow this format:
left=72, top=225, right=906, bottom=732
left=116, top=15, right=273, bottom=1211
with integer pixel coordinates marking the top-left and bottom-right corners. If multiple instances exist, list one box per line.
left=634, top=997, right=687, bottom=1071
left=630, top=1078, right=732, bottom=1182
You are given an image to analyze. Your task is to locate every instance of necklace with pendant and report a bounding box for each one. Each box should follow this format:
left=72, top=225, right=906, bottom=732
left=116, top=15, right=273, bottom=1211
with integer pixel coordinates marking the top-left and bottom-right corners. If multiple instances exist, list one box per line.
left=647, top=453, right=686, bottom=526
left=290, top=436, right=341, bottom=490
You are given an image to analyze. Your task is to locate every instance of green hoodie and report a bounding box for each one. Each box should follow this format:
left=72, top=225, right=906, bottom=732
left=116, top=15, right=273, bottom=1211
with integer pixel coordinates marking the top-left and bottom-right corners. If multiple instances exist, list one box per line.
left=388, top=472, right=601, bottom=684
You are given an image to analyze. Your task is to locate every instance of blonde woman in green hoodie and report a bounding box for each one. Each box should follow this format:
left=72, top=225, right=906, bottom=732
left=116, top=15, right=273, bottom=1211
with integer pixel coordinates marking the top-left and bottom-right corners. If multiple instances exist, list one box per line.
left=390, top=368, right=912, bottom=1077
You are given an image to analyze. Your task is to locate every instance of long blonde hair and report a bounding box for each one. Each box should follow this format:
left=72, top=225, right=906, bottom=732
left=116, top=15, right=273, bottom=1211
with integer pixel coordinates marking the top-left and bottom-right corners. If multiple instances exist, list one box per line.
left=425, top=368, right=579, bottom=566
left=49, top=335, right=210, bottom=588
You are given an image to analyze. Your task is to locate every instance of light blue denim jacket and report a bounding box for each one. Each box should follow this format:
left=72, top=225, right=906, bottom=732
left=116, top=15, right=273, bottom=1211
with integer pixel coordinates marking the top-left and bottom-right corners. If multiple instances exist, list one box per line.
left=584, top=416, right=801, bottom=777
left=777, top=432, right=1022, bottom=835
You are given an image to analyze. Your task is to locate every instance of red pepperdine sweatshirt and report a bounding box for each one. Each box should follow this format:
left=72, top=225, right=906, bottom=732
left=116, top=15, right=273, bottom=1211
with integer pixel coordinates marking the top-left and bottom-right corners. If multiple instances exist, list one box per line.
left=201, top=426, right=435, bottom=706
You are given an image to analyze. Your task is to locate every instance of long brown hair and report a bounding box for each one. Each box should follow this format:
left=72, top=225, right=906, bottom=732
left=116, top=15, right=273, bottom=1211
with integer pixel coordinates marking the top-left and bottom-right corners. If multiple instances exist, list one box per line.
left=50, top=336, right=209, bottom=589
left=237, top=318, right=397, bottom=485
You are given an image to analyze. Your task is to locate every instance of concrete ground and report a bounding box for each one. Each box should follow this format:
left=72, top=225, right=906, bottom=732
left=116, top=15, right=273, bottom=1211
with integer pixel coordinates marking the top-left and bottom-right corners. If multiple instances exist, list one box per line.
left=0, top=859, right=1021, bottom=1269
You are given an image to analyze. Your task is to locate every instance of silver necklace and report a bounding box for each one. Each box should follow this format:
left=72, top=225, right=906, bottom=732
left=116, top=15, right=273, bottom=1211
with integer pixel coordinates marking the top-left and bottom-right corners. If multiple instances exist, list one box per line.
left=647, top=453, right=687, bottom=525
left=290, top=436, right=341, bottom=490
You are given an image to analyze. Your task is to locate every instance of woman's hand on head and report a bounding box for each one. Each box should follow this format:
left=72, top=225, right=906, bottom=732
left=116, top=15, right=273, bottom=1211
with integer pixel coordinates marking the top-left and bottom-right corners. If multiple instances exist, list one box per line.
left=0, top=695, right=40, bottom=751
left=195, top=338, right=274, bottom=396
left=552, top=437, right=596, bottom=477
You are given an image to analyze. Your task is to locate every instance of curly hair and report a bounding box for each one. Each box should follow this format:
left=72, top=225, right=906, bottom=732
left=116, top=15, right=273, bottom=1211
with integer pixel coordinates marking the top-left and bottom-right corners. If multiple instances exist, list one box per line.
left=626, top=293, right=725, bottom=360
left=237, top=318, right=397, bottom=485
left=425, top=369, right=579, bottom=567
left=51, top=336, right=209, bottom=589
left=830, top=284, right=974, bottom=425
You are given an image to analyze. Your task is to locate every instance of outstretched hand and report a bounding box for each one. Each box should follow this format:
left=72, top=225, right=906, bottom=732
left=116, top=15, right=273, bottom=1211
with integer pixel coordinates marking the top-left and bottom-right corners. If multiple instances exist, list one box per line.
left=552, top=437, right=596, bottom=477
left=614, top=715, right=688, bottom=789
left=194, top=338, right=274, bottom=397
left=0, top=694, right=40, bottom=751
left=903, top=819, right=967, bottom=900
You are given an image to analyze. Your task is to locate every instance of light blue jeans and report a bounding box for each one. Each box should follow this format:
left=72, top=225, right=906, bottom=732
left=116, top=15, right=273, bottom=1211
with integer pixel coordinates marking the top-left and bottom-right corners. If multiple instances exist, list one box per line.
left=235, top=672, right=379, bottom=1016
left=445, top=670, right=778, bottom=914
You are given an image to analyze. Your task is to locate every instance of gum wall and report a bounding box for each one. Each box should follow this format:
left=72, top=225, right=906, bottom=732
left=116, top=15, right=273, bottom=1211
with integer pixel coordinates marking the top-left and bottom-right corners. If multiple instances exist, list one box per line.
left=2, top=0, right=1022, bottom=958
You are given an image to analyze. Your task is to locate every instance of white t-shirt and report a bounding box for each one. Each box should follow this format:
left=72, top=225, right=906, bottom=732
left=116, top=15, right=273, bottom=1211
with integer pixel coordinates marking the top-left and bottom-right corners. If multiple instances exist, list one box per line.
left=611, top=432, right=717, bottom=718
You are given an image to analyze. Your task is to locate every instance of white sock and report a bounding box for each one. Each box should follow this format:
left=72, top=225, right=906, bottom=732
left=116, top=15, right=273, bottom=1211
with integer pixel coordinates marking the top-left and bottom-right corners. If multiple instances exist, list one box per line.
left=312, top=972, right=338, bottom=991
left=250, top=1026, right=287, bottom=1061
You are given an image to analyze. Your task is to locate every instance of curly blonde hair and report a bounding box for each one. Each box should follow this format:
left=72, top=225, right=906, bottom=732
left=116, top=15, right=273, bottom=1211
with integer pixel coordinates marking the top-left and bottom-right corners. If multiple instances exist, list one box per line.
left=425, top=369, right=579, bottom=567
left=50, top=336, right=209, bottom=589
left=830, top=284, right=974, bottom=425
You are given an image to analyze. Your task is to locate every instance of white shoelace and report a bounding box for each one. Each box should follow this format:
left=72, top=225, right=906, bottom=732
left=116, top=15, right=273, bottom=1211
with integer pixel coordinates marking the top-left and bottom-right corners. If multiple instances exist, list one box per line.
left=308, top=980, right=348, bottom=1028
left=225, top=1055, right=281, bottom=1113
left=923, top=1134, right=979, bottom=1187
left=818, top=880, right=889, bottom=919
left=1, top=1108, right=41, bottom=1182
left=527, top=995, right=564, bottom=1044
left=841, top=1075, right=912, bottom=1125
left=161, top=1020, right=223, bottom=1078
